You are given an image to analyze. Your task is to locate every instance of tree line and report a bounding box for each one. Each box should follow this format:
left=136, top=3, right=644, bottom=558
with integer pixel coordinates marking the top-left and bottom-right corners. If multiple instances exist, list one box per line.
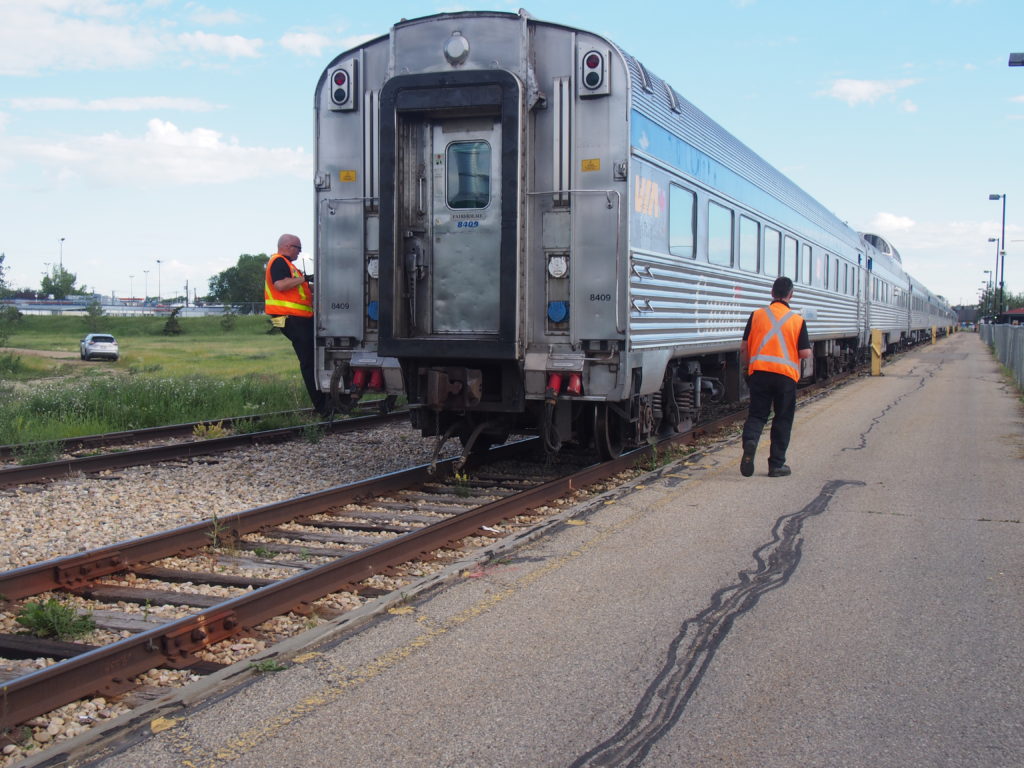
left=0, top=252, right=271, bottom=304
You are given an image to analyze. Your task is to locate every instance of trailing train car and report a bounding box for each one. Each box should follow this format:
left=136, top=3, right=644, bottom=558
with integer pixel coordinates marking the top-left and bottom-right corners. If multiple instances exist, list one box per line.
left=312, top=10, right=952, bottom=458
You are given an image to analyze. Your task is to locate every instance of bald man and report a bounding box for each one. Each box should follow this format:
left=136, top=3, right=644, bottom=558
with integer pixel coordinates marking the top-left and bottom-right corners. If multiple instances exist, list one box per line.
left=264, top=233, right=328, bottom=416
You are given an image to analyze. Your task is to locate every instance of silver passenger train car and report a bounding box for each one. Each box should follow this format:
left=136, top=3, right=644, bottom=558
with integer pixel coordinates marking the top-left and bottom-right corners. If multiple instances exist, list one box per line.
left=312, top=10, right=954, bottom=458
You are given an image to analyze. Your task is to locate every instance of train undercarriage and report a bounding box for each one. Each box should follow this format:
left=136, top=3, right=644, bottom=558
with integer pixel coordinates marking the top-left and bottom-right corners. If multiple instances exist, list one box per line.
left=400, top=336, right=865, bottom=463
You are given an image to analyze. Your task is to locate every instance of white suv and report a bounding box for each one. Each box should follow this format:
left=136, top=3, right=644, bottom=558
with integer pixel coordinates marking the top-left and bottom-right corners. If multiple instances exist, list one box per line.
left=80, top=334, right=119, bottom=361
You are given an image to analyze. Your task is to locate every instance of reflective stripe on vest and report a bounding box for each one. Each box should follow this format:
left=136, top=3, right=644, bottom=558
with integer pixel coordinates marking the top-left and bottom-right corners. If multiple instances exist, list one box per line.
left=264, top=254, right=312, bottom=318
left=748, top=304, right=802, bottom=381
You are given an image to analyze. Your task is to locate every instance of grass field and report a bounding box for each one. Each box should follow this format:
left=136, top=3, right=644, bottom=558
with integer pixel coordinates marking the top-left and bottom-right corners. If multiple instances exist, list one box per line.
left=0, top=314, right=314, bottom=448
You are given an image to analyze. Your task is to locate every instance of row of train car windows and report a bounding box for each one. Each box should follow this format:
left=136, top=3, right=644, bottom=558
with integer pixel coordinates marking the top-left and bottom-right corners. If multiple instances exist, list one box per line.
left=668, top=185, right=858, bottom=297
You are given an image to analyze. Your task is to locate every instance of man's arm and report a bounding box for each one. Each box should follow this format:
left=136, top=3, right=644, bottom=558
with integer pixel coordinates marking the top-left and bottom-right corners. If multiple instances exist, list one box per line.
left=270, top=258, right=306, bottom=291
left=798, top=320, right=812, bottom=360
left=274, top=274, right=307, bottom=291
left=740, top=314, right=753, bottom=374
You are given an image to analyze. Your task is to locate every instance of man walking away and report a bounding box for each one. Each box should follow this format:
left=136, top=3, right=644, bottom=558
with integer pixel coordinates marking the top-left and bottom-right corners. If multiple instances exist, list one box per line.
left=739, top=276, right=812, bottom=477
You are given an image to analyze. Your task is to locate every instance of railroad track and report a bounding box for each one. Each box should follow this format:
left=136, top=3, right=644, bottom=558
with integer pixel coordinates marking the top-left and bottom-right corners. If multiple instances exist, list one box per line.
left=0, top=370, right=860, bottom=761
left=0, top=406, right=406, bottom=488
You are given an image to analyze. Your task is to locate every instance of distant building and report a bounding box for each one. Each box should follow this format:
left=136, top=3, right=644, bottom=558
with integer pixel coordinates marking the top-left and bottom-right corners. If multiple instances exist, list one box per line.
left=955, top=305, right=979, bottom=325
left=996, top=307, right=1024, bottom=325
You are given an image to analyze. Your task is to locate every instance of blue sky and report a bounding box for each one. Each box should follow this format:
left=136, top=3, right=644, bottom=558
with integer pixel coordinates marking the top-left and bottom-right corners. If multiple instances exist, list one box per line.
left=1, top=0, right=1021, bottom=306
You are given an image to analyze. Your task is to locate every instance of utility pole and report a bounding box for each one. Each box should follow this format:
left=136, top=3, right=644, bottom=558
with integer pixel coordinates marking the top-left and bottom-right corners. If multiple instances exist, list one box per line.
left=989, top=194, right=1007, bottom=315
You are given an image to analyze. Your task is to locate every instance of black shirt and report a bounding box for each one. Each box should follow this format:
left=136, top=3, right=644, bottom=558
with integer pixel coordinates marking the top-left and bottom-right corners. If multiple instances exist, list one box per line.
left=269, top=254, right=295, bottom=284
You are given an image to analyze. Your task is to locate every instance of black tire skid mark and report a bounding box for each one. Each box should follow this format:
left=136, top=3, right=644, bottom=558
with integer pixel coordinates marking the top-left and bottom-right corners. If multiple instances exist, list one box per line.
left=570, top=479, right=864, bottom=768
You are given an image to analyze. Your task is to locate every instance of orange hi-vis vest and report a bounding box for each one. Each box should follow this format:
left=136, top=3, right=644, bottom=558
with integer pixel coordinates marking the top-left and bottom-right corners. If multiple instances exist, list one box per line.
left=747, top=302, right=803, bottom=382
left=264, top=253, right=312, bottom=318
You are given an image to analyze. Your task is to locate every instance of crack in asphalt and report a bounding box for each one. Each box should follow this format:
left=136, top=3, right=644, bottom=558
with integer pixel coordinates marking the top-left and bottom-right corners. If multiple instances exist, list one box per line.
left=570, top=479, right=865, bottom=768
left=843, top=360, right=944, bottom=452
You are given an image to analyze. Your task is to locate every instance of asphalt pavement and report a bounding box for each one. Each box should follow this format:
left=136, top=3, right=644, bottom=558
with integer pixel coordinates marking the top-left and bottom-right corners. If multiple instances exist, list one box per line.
left=72, top=331, right=1024, bottom=768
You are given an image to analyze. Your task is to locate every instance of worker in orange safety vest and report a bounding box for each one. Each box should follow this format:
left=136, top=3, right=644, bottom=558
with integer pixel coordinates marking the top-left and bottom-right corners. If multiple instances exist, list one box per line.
left=739, top=276, right=811, bottom=478
left=265, top=233, right=328, bottom=416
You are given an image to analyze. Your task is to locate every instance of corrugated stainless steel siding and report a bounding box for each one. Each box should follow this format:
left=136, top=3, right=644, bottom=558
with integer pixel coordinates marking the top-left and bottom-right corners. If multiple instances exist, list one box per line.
left=627, top=251, right=860, bottom=353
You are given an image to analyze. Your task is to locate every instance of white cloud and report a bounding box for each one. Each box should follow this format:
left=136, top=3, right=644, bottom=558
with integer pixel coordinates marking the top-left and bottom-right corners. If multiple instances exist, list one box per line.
left=0, top=112, right=9, bottom=131
left=7, top=119, right=309, bottom=186
left=821, top=78, right=921, bottom=106
left=186, top=4, right=246, bottom=26
left=280, top=32, right=332, bottom=58
left=870, top=212, right=916, bottom=232
left=0, top=2, right=164, bottom=74
left=10, top=97, right=221, bottom=112
left=1011, top=95, right=1024, bottom=103
left=177, top=31, right=262, bottom=58
left=901, top=100, right=918, bottom=113
left=0, top=1, right=263, bottom=74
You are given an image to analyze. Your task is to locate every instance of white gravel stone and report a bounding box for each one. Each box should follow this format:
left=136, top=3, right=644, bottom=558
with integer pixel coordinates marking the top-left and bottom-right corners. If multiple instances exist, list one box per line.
left=0, top=423, right=454, bottom=572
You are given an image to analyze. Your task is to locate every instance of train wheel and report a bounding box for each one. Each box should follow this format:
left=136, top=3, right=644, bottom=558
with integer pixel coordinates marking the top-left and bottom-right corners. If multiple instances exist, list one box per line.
left=593, top=403, right=625, bottom=460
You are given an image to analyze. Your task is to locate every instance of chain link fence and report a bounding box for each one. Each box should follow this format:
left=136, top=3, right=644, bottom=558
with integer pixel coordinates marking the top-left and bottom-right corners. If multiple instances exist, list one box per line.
left=979, top=324, right=1024, bottom=392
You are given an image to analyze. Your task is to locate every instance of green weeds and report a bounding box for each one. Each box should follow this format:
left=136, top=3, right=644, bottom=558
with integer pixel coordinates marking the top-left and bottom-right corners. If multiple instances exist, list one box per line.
left=207, top=514, right=227, bottom=549
left=12, top=439, right=63, bottom=466
left=301, top=423, right=325, bottom=444
left=16, top=598, right=96, bottom=641
left=452, top=470, right=471, bottom=498
left=193, top=421, right=229, bottom=440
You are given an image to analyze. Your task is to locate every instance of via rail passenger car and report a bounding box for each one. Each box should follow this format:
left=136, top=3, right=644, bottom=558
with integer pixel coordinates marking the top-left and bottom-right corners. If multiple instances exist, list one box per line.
left=312, top=10, right=955, bottom=458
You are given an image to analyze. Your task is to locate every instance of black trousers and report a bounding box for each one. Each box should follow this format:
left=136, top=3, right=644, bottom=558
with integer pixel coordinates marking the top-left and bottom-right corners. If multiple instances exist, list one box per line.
left=741, top=371, right=797, bottom=470
left=280, top=315, right=325, bottom=412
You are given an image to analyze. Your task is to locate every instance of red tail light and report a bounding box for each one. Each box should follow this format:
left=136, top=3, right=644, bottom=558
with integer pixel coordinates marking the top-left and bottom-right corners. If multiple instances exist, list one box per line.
left=566, top=373, right=583, bottom=396
left=368, top=368, right=384, bottom=391
left=351, top=368, right=368, bottom=390
left=546, top=373, right=563, bottom=393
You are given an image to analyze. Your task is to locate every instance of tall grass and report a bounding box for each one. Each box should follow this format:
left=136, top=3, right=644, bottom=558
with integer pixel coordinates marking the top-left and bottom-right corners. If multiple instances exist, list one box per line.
left=0, top=315, right=313, bottom=445
left=0, top=374, right=308, bottom=445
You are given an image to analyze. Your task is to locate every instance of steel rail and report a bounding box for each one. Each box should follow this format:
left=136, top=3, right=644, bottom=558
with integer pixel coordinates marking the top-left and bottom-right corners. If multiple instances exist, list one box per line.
left=0, top=401, right=398, bottom=460
left=0, top=410, right=406, bottom=488
left=0, top=374, right=854, bottom=731
left=0, top=409, right=313, bottom=459
left=0, top=442, right=538, bottom=730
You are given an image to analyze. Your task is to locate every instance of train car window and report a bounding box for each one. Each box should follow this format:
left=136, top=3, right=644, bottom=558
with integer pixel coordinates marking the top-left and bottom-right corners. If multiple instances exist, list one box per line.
left=764, top=227, right=780, bottom=276
left=833, top=257, right=840, bottom=292
left=707, top=201, right=733, bottom=266
left=783, top=236, right=798, bottom=279
left=739, top=215, right=759, bottom=272
left=817, top=252, right=826, bottom=287
left=669, top=185, right=696, bottom=259
left=446, top=141, right=491, bottom=209
left=802, top=244, right=812, bottom=284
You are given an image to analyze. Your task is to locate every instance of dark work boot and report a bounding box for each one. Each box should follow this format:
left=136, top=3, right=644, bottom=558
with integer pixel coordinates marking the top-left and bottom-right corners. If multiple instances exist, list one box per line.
left=740, top=440, right=757, bottom=477
left=768, top=464, right=792, bottom=477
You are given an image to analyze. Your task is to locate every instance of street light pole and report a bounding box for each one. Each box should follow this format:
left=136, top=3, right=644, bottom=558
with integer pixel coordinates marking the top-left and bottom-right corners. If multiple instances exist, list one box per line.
left=143, top=269, right=149, bottom=301
left=989, top=194, right=1007, bottom=315
left=988, top=237, right=1000, bottom=313
left=156, top=260, right=162, bottom=303
left=58, top=237, right=65, bottom=271
left=129, top=275, right=134, bottom=304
